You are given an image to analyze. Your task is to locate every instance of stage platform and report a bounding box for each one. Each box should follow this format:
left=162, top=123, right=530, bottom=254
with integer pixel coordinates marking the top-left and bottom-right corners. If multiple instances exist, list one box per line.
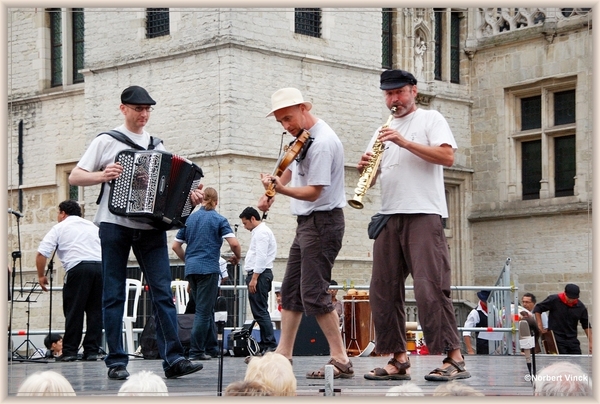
left=6, top=353, right=592, bottom=397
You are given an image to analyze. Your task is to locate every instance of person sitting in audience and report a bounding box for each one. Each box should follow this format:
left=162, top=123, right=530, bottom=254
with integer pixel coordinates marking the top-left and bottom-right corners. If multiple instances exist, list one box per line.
left=43, top=333, right=63, bottom=358
left=534, top=361, right=592, bottom=396
left=244, top=352, right=296, bottom=396
left=16, top=370, right=76, bottom=396
left=432, top=381, right=484, bottom=396
left=386, top=382, right=425, bottom=396
left=224, top=380, right=273, bottom=396
left=117, top=371, right=168, bottom=396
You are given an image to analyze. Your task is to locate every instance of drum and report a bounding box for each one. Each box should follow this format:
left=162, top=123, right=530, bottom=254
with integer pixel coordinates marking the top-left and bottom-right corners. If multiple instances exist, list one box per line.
left=343, top=295, right=375, bottom=356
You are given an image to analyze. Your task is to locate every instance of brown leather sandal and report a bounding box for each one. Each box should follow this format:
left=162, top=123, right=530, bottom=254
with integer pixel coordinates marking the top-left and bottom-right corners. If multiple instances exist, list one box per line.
left=424, top=357, right=471, bottom=381
left=364, top=357, right=411, bottom=380
left=306, top=358, right=354, bottom=379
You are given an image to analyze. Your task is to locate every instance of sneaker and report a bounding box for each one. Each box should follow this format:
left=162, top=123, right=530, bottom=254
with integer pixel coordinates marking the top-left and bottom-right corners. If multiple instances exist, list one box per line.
left=108, top=365, right=130, bottom=380
left=165, top=359, right=203, bottom=379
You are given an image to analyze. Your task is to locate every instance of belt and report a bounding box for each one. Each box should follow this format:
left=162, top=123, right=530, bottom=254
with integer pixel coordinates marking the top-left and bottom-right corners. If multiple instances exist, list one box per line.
left=246, top=269, right=272, bottom=275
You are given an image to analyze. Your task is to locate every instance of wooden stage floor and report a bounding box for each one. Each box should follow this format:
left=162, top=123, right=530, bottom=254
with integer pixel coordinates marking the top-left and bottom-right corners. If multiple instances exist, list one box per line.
left=6, top=352, right=593, bottom=397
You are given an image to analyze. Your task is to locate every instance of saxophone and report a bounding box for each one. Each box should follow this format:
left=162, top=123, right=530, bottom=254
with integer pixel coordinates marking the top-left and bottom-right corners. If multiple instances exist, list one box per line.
left=348, top=107, right=397, bottom=209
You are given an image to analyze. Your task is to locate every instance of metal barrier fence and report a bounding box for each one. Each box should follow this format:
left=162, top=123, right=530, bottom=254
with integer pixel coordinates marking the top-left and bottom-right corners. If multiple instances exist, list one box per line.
left=11, top=259, right=518, bottom=356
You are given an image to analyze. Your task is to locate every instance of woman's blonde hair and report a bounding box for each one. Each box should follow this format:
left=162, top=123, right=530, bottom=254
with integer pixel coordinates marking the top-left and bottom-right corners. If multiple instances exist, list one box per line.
left=244, top=352, right=296, bottom=396
left=203, top=187, right=218, bottom=211
left=16, top=370, right=76, bottom=396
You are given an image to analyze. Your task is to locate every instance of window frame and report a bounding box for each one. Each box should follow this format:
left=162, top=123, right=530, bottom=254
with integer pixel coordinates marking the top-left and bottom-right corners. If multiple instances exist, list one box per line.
left=434, top=8, right=463, bottom=84
left=508, top=78, right=577, bottom=201
left=294, top=8, right=322, bottom=38
left=46, top=8, right=85, bottom=89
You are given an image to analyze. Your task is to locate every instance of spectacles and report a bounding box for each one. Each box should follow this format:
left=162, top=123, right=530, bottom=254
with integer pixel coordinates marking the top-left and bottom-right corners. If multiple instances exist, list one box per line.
left=124, top=104, right=154, bottom=113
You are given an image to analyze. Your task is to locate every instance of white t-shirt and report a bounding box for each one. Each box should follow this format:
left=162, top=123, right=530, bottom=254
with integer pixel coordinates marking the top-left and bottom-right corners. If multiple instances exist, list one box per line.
left=76, top=125, right=166, bottom=229
left=37, top=215, right=102, bottom=271
left=288, top=119, right=346, bottom=216
left=366, top=108, right=457, bottom=217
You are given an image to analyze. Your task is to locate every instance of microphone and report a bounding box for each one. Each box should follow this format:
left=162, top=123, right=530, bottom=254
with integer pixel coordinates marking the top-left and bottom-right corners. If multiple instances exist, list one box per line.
left=214, top=295, right=228, bottom=324
left=8, top=209, right=23, bottom=218
left=519, top=320, right=534, bottom=378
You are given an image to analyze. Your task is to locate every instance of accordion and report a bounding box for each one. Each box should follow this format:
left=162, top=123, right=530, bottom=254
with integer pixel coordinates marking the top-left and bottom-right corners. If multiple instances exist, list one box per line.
left=108, top=149, right=204, bottom=230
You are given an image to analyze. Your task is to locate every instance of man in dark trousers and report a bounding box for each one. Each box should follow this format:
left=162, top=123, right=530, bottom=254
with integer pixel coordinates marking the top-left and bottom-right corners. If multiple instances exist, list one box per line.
left=36, top=200, right=103, bottom=362
left=533, top=284, right=592, bottom=354
left=69, top=85, right=204, bottom=380
left=239, top=206, right=278, bottom=355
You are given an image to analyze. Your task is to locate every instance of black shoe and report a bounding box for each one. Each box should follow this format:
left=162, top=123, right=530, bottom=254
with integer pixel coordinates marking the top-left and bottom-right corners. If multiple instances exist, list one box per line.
left=108, top=365, right=130, bottom=380
left=81, top=354, right=100, bottom=361
left=55, top=354, right=78, bottom=362
left=189, top=353, right=212, bottom=361
left=165, top=359, right=203, bottom=379
left=261, top=346, right=277, bottom=355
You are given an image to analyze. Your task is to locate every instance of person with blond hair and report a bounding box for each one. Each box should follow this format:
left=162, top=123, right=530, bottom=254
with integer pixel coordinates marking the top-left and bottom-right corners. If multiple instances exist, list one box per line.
left=534, top=361, right=592, bottom=396
left=117, top=371, right=168, bottom=396
left=16, top=370, right=76, bottom=396
left=224, top=380, right=273, bottom=396
left=244, top=352, right=296, bottom=396
left=386, top=382, right=425, bottom=396
left=432, top=381, right=483, bottom=396
left=173, top=187, right=241, bottom=361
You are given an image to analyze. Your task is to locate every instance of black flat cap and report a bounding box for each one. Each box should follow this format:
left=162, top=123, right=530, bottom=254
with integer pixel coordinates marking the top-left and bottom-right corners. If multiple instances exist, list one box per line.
left=121, top=86, right=156, bottom=105
left=380, top=69, right=418, bottom=90
left=564, top=283, right=580, bottom=299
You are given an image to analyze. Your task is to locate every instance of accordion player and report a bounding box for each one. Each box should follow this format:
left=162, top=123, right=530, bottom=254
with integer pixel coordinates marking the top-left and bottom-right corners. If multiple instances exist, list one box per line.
left=108, top=149, right=204, bottom=230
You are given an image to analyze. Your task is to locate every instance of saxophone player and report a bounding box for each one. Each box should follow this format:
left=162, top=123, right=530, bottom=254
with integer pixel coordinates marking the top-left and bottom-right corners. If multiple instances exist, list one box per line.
left=359, top=70, right=466, bottom=382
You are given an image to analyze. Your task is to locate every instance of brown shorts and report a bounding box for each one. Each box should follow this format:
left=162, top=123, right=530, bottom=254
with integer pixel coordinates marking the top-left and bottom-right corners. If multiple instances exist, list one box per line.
left=280, top=208, right=344, bottom=316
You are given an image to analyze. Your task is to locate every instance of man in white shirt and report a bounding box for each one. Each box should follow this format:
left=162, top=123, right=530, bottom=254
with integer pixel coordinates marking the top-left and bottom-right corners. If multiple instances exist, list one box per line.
left=36, top=200, right=103, bottom=362
left=239, top=207, right=278, bottom=354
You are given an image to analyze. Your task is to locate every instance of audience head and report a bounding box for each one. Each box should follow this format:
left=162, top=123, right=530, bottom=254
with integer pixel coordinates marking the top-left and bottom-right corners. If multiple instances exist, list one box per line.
left=534, top=361, right=592, bottom=396
left=245, top=352, right=296, bottom=396
left=432, top=381, right=484, bottom=396
left=224, top=380, right=273, bottom=396
left=16, top=370, right=76, bottom=396
left=386, top=382, right=425, bottom=396
left=44, top=332, right=63, bottom=353
left=117, top=371, right=168, bottom=396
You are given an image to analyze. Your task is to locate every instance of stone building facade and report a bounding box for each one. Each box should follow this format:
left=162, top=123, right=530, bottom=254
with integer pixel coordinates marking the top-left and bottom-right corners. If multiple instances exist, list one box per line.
left=7, top=8, right=592, bottom=352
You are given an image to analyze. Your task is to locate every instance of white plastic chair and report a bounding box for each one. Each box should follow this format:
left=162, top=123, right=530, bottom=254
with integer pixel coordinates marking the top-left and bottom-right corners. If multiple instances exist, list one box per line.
left=123, top=278, right=142, bottom=354
left=171, top=280, right=189, bottom=314
left=268, top=281, right=282, bottom=314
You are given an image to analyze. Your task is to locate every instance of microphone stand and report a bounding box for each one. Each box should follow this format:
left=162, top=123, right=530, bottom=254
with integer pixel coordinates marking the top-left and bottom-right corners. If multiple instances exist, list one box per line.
left=215, top=296, right=227, bottom=396
left=45, top=251, right=57, bottom=357
left=8, top=211, right=23, bottom=361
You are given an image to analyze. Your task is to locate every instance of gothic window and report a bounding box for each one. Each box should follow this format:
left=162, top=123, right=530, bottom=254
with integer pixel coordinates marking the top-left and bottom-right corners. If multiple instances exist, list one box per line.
left=434, top=9, right=462, bottom=84
left=510, top=81, right=577, bottom=200
left=146, top=8, right=170, bottom=38
left=295, top=8, right=321, bottom=38
left=47, top=8, right=85, bottom=88
left=382, top=8, right=393, bottom=69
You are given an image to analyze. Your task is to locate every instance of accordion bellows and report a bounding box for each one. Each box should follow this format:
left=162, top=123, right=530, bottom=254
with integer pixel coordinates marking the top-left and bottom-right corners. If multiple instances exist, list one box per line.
left=109, top=150, right=204, bottom=230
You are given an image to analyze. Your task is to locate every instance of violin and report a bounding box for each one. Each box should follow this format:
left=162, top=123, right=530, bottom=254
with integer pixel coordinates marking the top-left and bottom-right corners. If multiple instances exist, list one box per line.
left=264, top=129, right=311, bottom=198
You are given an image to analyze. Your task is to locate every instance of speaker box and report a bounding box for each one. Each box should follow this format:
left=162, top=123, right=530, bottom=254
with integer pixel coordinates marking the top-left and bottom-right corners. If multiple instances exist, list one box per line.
left=292, top=314, right=330, bottom=356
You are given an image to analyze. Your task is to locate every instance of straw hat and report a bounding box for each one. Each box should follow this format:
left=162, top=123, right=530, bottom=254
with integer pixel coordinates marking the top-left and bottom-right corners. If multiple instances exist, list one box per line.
left=266, top=88, right=312, bottom=117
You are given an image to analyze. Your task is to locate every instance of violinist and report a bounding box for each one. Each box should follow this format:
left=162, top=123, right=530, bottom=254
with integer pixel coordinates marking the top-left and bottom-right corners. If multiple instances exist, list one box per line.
left=257, top=88, right=353, bottom=379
